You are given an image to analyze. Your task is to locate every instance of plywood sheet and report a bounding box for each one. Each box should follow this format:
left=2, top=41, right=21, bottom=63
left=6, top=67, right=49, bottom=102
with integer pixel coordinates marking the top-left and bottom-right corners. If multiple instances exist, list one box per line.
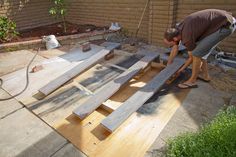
left=53, top=68, right=189, bottom=157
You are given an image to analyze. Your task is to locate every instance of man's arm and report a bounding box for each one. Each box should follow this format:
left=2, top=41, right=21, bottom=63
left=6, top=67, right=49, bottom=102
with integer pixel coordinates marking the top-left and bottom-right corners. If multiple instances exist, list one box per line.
left=177, top=51, right=193, bottom=74
left=167, top=44, right=179, bottom=65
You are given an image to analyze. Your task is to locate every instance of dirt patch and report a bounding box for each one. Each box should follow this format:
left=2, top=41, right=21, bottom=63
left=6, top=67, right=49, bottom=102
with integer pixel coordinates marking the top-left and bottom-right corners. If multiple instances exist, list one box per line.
left=121, top=44, right=138, bottom=53
left=209, top=64, right=236, bottom=93
left=1, top=22, right=107, bottom=44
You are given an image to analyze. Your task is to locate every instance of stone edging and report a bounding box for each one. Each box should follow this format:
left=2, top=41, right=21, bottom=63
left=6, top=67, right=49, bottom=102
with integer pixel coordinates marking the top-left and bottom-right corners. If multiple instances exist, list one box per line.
left=0, top=30, right=117, bottom=52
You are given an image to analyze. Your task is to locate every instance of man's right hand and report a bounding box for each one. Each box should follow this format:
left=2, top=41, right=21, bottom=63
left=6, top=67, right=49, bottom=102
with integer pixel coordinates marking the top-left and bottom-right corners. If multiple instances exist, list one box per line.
left=167, top=45, right=179, bottom=65
left=167, top=59, right=173, bottom=65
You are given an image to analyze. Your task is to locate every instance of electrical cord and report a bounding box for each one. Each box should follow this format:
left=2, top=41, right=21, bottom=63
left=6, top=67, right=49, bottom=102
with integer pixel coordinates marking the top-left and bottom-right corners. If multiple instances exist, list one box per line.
left=0, top=48, right=40, bottom=101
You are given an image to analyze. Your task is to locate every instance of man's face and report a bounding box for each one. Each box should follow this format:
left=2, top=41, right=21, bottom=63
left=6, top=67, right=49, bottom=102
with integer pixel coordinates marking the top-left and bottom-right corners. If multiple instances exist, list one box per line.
left=163, top=37, right=180, bottom=47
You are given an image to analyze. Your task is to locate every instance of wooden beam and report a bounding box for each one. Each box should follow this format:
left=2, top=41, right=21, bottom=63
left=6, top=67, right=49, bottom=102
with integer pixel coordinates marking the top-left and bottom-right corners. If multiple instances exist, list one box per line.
left=105, top=63, right=127, bottom=71
left=38, top=43, right=121, bottom=96
left=101, top=58, right=185, bottom=132
left=73, top=53, right=159, bottom=119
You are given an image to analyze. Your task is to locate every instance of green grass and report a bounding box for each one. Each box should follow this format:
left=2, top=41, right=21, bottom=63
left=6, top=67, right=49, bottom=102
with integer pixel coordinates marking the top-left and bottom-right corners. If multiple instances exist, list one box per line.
left=166, top=106, right=236, bottom=157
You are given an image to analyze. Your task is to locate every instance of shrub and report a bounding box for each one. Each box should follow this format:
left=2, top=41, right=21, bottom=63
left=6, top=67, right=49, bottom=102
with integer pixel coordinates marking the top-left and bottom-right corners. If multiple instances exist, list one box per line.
left=49, top=0, right=68, bottom=33
left=166, top=106, right=236, bottom=157
left=0, top=16, right=18, bottom=42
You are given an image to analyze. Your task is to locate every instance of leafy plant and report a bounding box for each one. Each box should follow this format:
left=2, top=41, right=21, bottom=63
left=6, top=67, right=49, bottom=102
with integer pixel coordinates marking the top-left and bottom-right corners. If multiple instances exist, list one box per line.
left=166, top=106, right=236, bottom=157
left=49, top=0, right=68, bottom=33
left=0, top=16, right=18, bottom=42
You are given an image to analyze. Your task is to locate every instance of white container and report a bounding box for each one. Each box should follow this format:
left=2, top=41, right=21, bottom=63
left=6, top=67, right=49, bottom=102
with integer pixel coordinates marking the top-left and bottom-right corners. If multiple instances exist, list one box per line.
left=42, top=35, right=61, bottom=50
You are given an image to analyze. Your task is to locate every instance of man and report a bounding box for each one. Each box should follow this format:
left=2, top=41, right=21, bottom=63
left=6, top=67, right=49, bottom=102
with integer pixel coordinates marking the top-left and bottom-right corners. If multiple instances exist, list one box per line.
left=164, top=9, right=235, bottom=89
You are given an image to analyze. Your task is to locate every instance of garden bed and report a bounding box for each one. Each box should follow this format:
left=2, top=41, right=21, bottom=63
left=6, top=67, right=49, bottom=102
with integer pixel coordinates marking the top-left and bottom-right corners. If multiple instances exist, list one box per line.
left=0, top=22, right=116, bottom=52
left=1, top=22, right=108, bottom=44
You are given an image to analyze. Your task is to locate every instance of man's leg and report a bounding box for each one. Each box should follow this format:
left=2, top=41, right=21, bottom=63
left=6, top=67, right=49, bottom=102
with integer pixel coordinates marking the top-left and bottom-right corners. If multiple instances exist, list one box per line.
left=199, top=59, right=211, bottom=81
left=186, top=56, right=202, bottom=83
left=178, top=56, right=201, bottom=88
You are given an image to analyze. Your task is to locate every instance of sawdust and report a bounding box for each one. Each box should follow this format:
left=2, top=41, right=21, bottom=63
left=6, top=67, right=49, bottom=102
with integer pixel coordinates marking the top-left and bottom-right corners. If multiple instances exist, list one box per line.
left=208, top=64, right=236, bottom=93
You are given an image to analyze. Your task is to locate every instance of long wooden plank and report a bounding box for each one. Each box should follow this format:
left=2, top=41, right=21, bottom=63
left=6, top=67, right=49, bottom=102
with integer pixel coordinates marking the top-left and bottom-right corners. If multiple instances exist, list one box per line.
left=73, top=53, right=159, bottom=119
left=101, top=58, right=185, bottom=132
left=38, top=43, right=120, bottom=96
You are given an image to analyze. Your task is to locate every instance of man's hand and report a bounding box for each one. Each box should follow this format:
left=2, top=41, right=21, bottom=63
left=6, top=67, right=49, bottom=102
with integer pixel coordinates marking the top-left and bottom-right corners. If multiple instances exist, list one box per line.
left=167, top=45, right=179, bottom=65
left=167, top=59, right=173, bottom=65
left=168, top=68, right=184, bottom=84
left=176, top=68, right=185, bottom=76
left=175, top=51, right=193, bottom=75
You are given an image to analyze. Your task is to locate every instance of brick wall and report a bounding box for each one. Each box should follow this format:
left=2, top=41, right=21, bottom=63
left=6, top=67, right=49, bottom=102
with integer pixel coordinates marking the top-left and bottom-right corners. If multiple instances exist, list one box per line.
left=67, top=0, right=149, bottom=40
left=148, top=0, right=176, bottom=46
left=1, top=0, right=236, bottom=52
left=67, top=0, right=236, bottom=52
left=0, top=0, right=57, bottom=31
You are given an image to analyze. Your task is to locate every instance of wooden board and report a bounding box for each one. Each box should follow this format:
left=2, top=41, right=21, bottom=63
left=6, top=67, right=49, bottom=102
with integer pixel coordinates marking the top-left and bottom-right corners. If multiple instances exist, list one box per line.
left=39, top=43, right=121, bottom=96
left=101, top=58, right=185, bottom=132
left=73, top=53, right=159, bottom=119
left=37, top=49, right=67, bottom=59
left=54, top=68, right=189, bottom=157
left=60, top=44, right=104, bottom=62
left=74, top=65, right=122, bottom=93
left=37, top=44, right=103, bottom=60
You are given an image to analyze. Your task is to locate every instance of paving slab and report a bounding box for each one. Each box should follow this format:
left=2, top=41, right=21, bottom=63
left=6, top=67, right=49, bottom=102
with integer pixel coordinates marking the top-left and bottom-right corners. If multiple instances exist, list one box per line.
left=145, top=81, right=232, bottom=157
left=36, top=49, right=67, bottom=59
left=52, top=143, right=87, bottom=157
left=0, top=108, right=67, bottom=157
left=0, top=50, right=45, bottom=76
left=0, top=89, right=23, bottom=119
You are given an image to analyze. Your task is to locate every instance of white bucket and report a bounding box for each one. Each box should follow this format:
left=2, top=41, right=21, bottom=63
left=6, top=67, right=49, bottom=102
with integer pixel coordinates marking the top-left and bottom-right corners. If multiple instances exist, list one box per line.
left=42, top=35, right=61, bottom=50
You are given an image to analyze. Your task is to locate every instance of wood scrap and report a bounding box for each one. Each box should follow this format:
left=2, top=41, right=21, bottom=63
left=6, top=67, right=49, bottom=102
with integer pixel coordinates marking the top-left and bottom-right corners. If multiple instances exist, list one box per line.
left=104, top=51, right=115, bottom=60
left=81, top=42, right=91, bottom=52
left=31, top=65, right=43, bottom=73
